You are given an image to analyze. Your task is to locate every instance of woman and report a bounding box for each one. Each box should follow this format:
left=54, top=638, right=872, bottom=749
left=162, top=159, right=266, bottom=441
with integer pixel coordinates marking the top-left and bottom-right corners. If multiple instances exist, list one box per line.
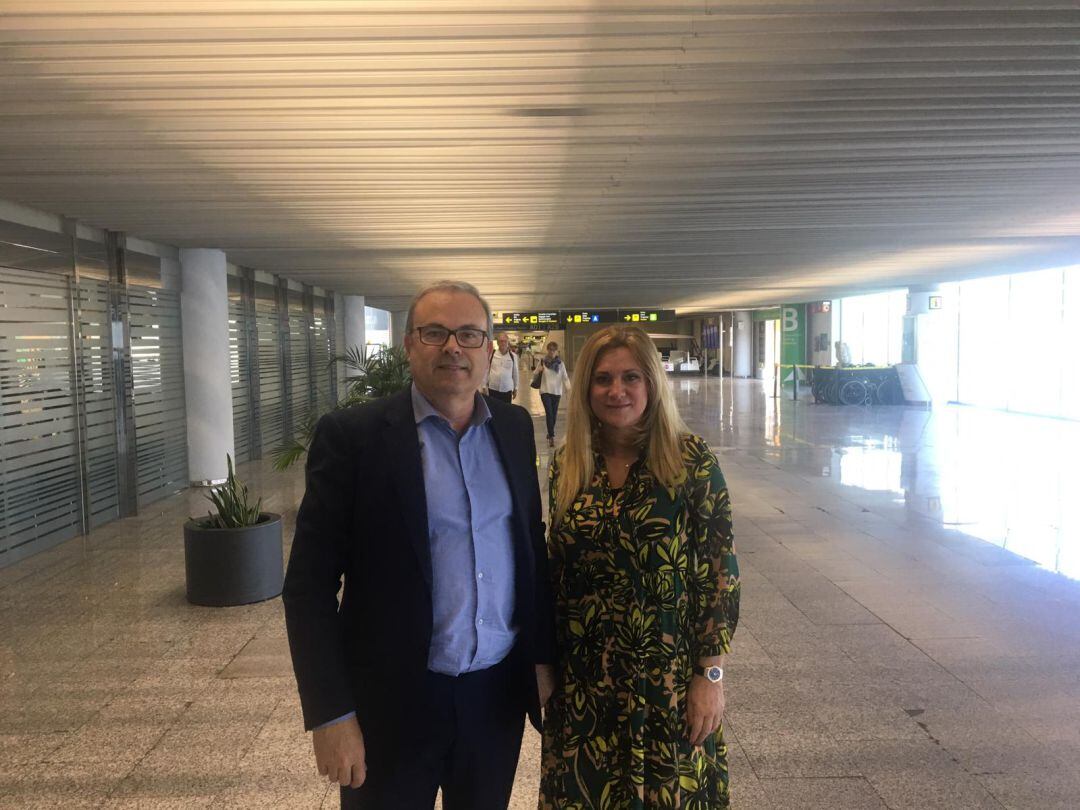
left=535, top=341, right=572, bottom=447
left=540, top=325, right=740, bottom=809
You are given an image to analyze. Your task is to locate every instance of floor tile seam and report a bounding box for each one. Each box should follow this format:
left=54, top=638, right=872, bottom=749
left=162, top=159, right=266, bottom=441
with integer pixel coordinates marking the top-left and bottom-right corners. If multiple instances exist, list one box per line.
left=100, top=722, right=169, bottom=800
left=922, top=672, right=1060, bottom=755
left=725, top=720, right=766, bottom=784
left=733, top=625, right=779, bottom=668
left=973, top=776, right=1065, bottom=809
left=763, top=591, right=870, bottom=679
left=904, top=708, right=1054, bottom=780
left=0, top=539, right=96, bottom=581
left=4, top=657, right=84, bottom=701
left=877, top=786, right=1004, bottom=810
left=34, top=675, right=148, bottom=745
left=847, top=612, right=989, bottom=687
left=234, top=694, right=287, bottom=768
left=0, top=556, right=98, bottom=602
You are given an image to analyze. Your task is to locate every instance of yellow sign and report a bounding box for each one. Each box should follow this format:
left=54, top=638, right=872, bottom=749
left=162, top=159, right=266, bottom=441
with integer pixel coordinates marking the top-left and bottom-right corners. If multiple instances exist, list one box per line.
left=620, top=309, right=672, bottom=323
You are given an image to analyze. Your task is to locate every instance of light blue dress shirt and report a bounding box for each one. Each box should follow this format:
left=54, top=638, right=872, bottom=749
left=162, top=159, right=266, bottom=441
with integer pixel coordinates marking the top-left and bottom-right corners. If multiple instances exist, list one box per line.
left=412, top=384, right=519, bottom=675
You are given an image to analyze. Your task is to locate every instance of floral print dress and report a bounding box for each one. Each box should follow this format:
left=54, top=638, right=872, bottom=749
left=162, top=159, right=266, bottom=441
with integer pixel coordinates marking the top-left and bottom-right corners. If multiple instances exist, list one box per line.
left=540, top=434, right=740, bottom=810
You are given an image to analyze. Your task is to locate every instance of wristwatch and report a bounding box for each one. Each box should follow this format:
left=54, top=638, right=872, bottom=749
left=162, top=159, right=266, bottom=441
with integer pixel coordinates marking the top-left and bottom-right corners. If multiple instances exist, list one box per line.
left=693, top=664, right=724, bottom=683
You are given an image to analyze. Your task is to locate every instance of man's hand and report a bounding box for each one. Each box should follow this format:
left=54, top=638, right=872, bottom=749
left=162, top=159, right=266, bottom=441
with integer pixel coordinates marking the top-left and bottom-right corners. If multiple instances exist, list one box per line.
left=686, top=676, right=725, bottom=747
left=512, top=389, right=518, bottom=400
left=536, top=664, right=555, bottom=711
left=313, top=716, right=367, bottom=788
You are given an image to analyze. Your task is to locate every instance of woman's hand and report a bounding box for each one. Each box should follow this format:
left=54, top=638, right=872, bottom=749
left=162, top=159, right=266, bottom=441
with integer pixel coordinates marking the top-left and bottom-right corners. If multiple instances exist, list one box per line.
left=686, top=675, right=725, bottom=747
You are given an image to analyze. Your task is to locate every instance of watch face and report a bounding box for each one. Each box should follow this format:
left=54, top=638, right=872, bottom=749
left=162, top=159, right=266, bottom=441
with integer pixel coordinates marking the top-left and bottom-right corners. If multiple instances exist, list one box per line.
left=707, top=666, right=723, bottom=682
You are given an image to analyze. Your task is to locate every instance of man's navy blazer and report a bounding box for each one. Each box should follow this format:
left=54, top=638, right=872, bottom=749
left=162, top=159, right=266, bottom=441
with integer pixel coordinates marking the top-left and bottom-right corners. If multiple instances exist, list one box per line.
left=283, top=387, right=556, bottom=740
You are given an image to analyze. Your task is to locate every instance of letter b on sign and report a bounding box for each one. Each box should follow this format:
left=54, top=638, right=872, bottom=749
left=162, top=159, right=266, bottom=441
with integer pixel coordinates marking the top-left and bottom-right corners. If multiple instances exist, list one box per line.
left=782, top=307, right=798, bottom=332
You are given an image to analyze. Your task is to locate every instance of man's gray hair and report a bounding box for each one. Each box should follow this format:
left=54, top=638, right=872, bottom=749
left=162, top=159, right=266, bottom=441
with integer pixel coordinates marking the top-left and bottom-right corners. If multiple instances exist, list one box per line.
left=405, top=280, right=493, bottom=335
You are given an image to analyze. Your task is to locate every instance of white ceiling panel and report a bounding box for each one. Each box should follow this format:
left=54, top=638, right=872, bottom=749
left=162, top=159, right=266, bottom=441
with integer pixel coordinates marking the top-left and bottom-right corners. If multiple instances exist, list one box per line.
left=2, top=1, right=1079, bottom=311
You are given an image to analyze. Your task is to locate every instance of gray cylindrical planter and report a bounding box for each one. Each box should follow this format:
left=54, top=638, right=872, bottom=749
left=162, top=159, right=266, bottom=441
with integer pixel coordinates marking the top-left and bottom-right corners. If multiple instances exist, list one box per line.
left=183, top=513, right=283, bottom=607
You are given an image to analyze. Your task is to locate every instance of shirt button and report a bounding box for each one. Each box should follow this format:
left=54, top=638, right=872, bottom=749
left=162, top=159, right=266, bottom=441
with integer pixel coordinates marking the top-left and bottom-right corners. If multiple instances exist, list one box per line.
left=477, top=572, right=484, bottom=580
left=477, top=618, right=484, bottom=626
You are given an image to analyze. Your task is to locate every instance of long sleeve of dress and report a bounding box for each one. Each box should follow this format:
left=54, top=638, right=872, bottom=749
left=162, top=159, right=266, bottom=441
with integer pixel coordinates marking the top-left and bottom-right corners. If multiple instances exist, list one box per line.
left=685, top=435, right=740, bottom=659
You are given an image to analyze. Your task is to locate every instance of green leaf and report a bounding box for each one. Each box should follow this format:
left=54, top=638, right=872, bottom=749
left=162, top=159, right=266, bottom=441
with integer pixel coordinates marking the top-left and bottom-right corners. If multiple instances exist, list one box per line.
left=200, top=453, right=263, bottom=529
left=273, top=345, right=411, bottom=469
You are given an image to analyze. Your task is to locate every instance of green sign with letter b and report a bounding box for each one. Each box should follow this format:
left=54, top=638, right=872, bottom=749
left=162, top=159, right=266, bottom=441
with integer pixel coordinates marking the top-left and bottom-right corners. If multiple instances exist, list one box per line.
left=780, top=304, right=807, bottom=367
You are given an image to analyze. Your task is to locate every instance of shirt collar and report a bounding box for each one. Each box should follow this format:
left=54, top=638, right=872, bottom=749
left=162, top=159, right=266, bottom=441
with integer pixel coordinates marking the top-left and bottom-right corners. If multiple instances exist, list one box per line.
left=411, top=382, right=491, bottom=429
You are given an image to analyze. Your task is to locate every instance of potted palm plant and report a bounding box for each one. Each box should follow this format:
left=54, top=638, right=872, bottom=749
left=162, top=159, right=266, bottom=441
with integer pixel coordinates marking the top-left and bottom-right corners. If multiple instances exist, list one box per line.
left=183, top=454, right=283, bottom=606
left=273, top=345, right=411, bottom=470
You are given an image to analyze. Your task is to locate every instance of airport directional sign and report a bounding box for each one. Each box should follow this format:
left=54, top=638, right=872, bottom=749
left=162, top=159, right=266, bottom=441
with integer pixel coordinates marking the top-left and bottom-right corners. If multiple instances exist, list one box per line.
left=494, top=311, right=540, bottom=329
left=495, top=309, right=672, bottom=328
left=618, top=309, right=675, bottom=323
left=560, top=309, right=619, bottom=324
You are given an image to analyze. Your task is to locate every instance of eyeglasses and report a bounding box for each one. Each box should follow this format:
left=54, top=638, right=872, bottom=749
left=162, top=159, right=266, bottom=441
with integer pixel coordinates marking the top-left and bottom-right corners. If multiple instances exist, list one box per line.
left=414, top=324, right=488, bottom=349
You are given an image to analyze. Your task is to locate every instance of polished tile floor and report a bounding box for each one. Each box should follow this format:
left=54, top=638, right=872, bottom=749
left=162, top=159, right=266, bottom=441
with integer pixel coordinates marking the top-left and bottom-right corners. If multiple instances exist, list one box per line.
left=3, top=377, right=1080, bottom=808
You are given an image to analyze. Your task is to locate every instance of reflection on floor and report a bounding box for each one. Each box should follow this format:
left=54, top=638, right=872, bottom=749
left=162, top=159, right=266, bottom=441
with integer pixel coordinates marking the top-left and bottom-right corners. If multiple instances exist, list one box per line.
left=2, top=378, right=1080, bottom=808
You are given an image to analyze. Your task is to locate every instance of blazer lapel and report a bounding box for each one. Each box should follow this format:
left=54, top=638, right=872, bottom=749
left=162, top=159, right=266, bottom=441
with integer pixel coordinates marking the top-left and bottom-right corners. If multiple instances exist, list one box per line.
left=382, top=390, right=433, bottom=589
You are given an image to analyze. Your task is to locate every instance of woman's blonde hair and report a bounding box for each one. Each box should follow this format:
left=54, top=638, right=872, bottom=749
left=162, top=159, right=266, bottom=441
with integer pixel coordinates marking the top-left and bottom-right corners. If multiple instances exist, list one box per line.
left=553, top=325, right=688, bottom=526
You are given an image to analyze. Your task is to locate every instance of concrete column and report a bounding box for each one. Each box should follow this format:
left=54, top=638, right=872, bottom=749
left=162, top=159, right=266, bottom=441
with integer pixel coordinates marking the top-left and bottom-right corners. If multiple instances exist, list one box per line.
left=733, top=310, right=753, bottom=378
left=342, top=294, right=366, bottom=367
left=391, top=309, right=408, bottom=348
left=901, top=284, right=948, bottom=404
left=809, top=304, right=833, bottom=367
left=180, top=248, right=234, bottom=484
left=721, top=312, right=733, bottom=373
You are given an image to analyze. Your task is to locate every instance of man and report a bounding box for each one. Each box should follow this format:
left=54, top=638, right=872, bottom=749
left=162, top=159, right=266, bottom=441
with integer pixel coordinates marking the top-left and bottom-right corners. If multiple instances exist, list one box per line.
left=486, top=332, right=518, bottom=403
left=283, top=280, right=555, bottom=810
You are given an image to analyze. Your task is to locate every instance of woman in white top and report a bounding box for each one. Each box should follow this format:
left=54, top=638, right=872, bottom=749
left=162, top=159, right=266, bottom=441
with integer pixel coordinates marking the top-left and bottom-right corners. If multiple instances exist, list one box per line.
left=534, top=341, right=572, bottom=447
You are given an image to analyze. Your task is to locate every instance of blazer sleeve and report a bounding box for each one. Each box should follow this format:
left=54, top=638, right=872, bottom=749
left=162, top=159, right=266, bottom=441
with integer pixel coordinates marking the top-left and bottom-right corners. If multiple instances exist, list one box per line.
left=524, top=409, right=557, bottom=664
left=282, top=410, right=358, bottom=730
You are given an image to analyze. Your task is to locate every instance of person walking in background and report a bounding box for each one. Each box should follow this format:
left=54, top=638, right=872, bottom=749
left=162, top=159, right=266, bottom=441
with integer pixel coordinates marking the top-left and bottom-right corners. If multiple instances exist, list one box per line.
left=487, top=332, right=519, bottom=402
left=533, top=341, right=571, bottom=448
left=520, top=340, right=535, bottom=374
left=539, top=325, right=740, bottom=809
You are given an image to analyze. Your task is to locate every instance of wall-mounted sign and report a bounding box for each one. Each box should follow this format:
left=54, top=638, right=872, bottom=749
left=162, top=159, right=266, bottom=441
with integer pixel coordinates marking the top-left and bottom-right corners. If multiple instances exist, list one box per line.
left=498, top=309, right=674, bottom=327
left=618, top=309, right=676, bottom=323
left=494, top=311, right=540, bottom=329
left=561, top=310, right=619, bottom=325
left=811, top=301, right=831, bottom=314
left=781, top=304, right=807, bottom=366
left=928, top=295, right=944, bottom=310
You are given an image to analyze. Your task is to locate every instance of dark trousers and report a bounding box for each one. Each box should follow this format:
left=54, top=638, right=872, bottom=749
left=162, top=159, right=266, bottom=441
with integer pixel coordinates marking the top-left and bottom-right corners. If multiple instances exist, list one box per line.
left=488, top=389, right=513, bottom=404
left=340, top=657, right=525, bottom=810
left=540, top=393, right=560, bottom=439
